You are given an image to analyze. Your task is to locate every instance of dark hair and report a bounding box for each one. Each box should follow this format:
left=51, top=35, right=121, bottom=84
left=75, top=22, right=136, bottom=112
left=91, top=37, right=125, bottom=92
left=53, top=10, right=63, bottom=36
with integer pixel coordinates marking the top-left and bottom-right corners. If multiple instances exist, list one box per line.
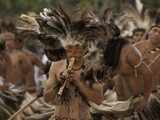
left=144, top=25, right=160, bottom=40
left=132, top=28, right=146, bottom=35
left=44, top=47, right=66, bottom=61
left=0, top=19, right=16, bottom=33
left=108, top=23, right=121, bottom=38
left=150, top=25, right=160, bottom=30
left=103, top=37, right=129, bottom=70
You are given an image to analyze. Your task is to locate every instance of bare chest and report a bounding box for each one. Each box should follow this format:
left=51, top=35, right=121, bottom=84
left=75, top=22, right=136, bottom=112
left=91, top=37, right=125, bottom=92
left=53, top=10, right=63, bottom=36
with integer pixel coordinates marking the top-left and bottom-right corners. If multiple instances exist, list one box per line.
left=143, top=48, right=160, bottom=65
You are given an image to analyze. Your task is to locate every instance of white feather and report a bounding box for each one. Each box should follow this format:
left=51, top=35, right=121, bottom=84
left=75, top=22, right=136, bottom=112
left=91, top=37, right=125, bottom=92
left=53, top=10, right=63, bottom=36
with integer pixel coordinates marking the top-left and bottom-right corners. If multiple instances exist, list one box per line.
left=135, top=0, right=143, bottom=14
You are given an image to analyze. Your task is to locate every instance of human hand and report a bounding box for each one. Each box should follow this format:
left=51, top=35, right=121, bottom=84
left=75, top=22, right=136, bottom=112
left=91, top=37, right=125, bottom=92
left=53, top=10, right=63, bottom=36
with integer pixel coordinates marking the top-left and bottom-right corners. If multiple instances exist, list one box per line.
left=69, top=70, right=81, bottom=84
left=59, top=70, right=69, bottom=83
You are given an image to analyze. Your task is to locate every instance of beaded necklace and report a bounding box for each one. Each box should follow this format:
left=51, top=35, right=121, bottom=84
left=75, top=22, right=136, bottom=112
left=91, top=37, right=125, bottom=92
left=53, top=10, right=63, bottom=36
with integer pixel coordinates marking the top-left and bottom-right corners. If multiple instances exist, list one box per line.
left=148, top=47, right=160, bottom=66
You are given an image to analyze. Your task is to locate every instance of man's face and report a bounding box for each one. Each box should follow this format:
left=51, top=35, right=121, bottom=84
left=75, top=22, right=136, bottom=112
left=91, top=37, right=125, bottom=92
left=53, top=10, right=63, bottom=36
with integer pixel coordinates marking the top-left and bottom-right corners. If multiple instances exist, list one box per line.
left=1, top=32, right=17, bottom=50
left=5, top=38, right=16, bottom=50
left=65, top=44, right=83, bottom=59
left=133, top=31, right=144, bottom=43
left=148, top=27, right=160, bottom=45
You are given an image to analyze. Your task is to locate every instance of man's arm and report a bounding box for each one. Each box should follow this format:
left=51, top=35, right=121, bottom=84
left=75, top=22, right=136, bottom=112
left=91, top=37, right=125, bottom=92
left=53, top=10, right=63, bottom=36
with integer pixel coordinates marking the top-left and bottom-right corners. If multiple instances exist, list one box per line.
left=43, top=63, right=59, bottom=104
left=73, top=79, right=104, bottom=105
left=24, top=50, right=45, bottom=68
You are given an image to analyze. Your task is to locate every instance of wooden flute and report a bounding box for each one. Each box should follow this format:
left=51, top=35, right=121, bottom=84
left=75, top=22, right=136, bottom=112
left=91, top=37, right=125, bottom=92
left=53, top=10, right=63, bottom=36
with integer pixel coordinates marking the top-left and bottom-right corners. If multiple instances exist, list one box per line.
left=57, top=57, right=75, bottom=96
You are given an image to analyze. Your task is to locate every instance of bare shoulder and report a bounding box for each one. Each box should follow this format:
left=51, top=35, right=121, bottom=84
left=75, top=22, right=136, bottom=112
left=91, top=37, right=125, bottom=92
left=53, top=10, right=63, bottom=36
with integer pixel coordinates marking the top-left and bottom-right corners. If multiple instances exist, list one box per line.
left=134, top=40, right=149, bottom=52
left=50, top=59, right=66, bottom=72
left=122, top=44, right=142, bottom=67
left=134, top=40, right=145, bottom=48
left=53, top=59, right=66, bottom=67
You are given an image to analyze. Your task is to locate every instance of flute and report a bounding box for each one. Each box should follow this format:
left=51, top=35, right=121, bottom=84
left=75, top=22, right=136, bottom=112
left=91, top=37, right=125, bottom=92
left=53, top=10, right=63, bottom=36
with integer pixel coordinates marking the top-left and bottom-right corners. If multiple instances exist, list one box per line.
left=57, top=57, right=75, bottom=96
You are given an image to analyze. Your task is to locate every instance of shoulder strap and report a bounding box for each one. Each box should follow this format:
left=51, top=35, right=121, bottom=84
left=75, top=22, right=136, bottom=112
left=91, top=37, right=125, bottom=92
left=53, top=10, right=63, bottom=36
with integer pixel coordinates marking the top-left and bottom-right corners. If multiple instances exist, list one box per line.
left=133, top=45, right=143, bottom=68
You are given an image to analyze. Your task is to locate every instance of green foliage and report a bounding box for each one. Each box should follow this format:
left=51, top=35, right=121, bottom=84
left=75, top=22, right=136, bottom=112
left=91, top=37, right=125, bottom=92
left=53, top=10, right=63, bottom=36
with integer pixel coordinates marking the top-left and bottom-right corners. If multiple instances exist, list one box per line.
left=80, top=0, right=95, bottom=8
left=142, top=0, right=160, bottom=9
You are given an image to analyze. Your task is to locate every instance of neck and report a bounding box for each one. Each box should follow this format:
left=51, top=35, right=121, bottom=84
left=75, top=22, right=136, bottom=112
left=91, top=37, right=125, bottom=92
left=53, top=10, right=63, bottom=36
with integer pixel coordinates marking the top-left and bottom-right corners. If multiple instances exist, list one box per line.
left=149, top=40, right=160, bottom=48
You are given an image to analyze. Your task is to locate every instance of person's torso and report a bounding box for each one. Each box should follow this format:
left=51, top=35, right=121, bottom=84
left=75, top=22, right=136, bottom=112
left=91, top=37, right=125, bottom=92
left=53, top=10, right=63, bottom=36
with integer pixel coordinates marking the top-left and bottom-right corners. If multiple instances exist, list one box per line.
left=54, top=60, right=91, bottom=120
left=114, top=45, right=144, bottom=100
left=135, top=41, right=160, bottom=90
left=7, top=50, right=34, bottom=86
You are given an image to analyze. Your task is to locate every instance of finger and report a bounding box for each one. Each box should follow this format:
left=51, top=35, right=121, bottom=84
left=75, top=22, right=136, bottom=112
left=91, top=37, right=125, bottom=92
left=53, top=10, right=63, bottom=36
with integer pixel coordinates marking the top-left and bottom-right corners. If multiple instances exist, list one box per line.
left=69, top=73, right=73, bottom=76
left=69, top=75, right=74, bottom=80
left=69, top=72, right=74, bottom=77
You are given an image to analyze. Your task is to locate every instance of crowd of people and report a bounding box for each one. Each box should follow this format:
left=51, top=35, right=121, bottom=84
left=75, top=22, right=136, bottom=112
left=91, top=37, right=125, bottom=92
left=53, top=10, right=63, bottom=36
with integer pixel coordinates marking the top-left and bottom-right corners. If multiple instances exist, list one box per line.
left=0, top=5, right=160, bottom=120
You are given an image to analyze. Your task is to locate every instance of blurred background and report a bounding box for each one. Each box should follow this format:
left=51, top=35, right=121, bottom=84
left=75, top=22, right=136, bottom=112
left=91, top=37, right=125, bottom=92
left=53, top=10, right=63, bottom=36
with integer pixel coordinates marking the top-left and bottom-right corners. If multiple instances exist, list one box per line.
left=0, top=0, right=159, bottom=52
left=0, top=0, right=160, bottom=17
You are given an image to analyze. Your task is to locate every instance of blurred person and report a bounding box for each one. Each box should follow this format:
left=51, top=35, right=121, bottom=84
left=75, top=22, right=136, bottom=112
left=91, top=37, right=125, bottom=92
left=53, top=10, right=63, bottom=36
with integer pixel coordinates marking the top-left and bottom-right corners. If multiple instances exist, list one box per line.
left=132, top=28, right=145, bottom=44
left=0, top=32, right=44, bottom=94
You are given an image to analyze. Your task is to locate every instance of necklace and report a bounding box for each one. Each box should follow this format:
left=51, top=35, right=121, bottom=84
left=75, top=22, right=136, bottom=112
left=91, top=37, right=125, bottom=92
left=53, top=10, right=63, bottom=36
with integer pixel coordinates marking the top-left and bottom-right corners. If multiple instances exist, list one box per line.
left=146, top=46, right=160, bottom=66
left=148, top=47, right=160, bottom=54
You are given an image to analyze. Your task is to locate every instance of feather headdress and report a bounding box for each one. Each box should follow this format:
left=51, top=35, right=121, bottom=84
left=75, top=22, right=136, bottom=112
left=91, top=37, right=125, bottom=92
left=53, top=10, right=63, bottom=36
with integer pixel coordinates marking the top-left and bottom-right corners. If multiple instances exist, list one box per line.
left=16, top=6, right=119, bottom=63
left=115, top=0, right=154, bottom=37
